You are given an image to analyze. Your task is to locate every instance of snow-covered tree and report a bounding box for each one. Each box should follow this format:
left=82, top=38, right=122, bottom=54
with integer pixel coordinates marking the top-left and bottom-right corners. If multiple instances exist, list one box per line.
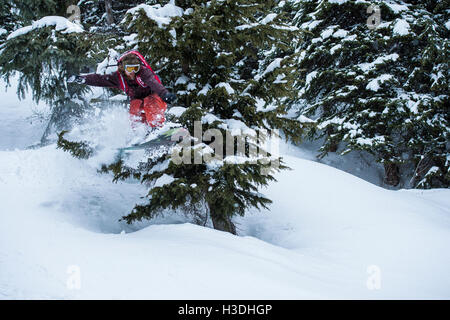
left=0, top=16, right=94, bottom=142
left=78, top=0, right=143, bottom=31
left=292, top=0, right=449, bottom=188
left=0, top=0, right=126, bottom=143
left=83, top=0, right=304, bottom=234
left=0, top=1, right=16, bottom=45
left=10, top=0, right=76, bottom=24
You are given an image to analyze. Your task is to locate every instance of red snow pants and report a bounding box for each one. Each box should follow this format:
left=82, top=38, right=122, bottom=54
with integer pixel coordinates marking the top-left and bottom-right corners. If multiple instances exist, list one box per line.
left=129, top=93, right=167, bottom=128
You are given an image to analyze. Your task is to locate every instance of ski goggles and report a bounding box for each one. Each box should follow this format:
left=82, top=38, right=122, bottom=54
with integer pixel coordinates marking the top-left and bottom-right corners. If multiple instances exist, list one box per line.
left=124, top=64, right=140, bottom=73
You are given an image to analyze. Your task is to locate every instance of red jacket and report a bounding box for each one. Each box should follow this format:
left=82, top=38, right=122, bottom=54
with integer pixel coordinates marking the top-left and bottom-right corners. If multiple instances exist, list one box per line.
left=82, top=68, right=168, bottom=100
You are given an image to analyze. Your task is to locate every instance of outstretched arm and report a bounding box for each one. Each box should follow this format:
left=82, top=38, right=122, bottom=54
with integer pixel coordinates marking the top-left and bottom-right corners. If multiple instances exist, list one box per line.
left=68, top=73, right=120, bottom=89
left=81, top=73, right=120, bottom=89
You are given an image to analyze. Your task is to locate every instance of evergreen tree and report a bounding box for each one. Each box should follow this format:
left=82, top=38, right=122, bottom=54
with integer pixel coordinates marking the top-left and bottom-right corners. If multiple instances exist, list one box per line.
left=11, top=0, right=77, bottom=24
left=0, top=0, right=124, bottom=143
left=60, top=0, right=304, bottom=234
left=291, top=0, right=449, bottom=188
left=0, top=1, right=16, bottom=45
left=78, top=0, right=143, bottom=31
left=0, top=17, right=92, bottom=142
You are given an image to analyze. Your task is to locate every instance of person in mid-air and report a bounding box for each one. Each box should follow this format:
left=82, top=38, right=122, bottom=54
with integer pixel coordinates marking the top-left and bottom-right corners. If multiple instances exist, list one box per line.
left=68, top=50, right=176, bottom=128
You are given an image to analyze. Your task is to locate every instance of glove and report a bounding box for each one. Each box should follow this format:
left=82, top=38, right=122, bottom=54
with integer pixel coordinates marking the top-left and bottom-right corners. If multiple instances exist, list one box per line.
left=162, top=91, right=177, bottom=104
left=67, top=75, right=85, bottom=84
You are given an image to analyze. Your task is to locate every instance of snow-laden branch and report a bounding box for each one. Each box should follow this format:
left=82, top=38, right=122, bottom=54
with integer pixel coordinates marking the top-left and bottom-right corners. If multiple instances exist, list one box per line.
left=124, top=2, right=184, bottom=28
left=7, top=16, right=83, bottom=40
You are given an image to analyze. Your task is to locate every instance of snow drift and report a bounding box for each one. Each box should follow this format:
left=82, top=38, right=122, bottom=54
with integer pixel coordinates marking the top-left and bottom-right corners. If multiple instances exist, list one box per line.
left=1, top=144, right=449, bottom=299
left=1, top=78, right=449, bottom=299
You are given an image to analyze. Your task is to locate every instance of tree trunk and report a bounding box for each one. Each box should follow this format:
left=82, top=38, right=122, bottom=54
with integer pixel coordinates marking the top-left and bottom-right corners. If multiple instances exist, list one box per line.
left=384, top=162, right=400, bottom=186
left=105, top=0, right=114, bottom=25
left=210, top=208, right=237, bottom=235
left=328, top=140, right=338, bottom=153
left=326, top=127, right=338, bottom=152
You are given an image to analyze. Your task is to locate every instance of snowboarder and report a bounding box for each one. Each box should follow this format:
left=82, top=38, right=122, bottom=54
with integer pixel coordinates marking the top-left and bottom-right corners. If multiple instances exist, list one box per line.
left=68, top=50, right=176, bottom=128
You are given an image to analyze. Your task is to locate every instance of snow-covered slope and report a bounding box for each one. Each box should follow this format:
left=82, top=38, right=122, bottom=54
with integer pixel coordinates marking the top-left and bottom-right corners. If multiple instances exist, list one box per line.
left=0, top=79, right=47, bottom=150
left=1, top=80, right=449, bottom=299
left=1, top=144, right=449, bottom=299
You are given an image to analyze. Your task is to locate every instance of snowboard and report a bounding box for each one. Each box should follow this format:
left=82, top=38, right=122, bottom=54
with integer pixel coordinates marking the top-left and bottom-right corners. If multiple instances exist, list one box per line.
left=118, top=127, right=189, bottom=153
